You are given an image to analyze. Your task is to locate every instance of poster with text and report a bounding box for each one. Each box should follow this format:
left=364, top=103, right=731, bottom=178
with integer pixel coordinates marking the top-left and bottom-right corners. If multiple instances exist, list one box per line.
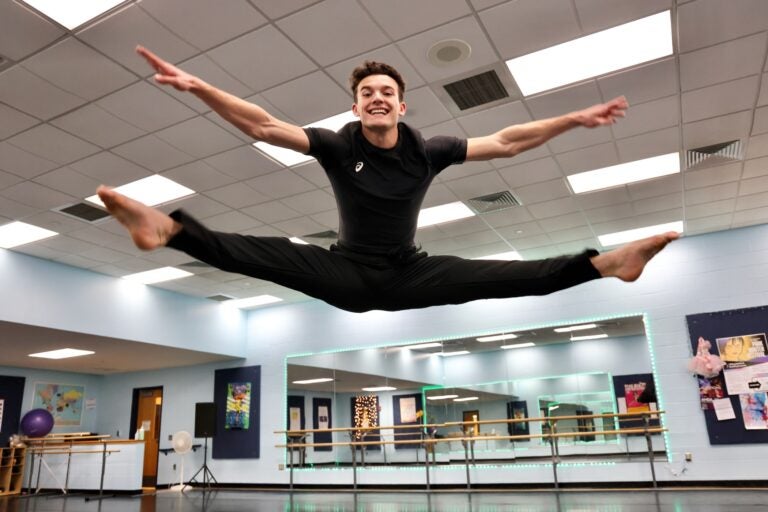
left=717, top=333, right=768, bottom=366
left=739, top=392, right=768, bottom=430
left=698, top=375, right=726, bottom=410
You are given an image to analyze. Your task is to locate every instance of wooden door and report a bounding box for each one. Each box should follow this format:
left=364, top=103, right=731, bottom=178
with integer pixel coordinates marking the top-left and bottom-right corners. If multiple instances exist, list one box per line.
left=133, top=387, right=163, bottom=487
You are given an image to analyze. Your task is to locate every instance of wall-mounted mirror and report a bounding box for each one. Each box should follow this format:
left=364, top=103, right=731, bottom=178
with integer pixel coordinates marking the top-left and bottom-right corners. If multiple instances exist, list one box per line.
left=285, top=314, right=666, bottom=468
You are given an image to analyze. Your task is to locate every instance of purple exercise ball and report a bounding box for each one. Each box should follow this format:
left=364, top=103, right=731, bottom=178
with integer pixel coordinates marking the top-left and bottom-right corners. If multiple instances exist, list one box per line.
left=20, top=409, right=54, bottom=437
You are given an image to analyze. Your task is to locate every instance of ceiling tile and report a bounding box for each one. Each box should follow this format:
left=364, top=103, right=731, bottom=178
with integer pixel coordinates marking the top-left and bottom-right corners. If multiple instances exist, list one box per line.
left=161, top=161, right=238, bottom=192
left=0, top=1, right=65, bottom=60
left=685, top=198, right=736, bottom=219
left=7, top=124, right=100, bottom=165
left=170, top=194, right=231, bottom=219
left=97, top=81, right=197, bottom=132
left=280, top=189, right=336, bottom=215
left=682, top=111, right=752, bottom=150
left=514, top=179, right=571, bottom=205
left=326, top=45, right=426, bottom=94
left=681, top=75, right=759, bottom=124
left=245, top=170, right=316, bottom=200
left=744, top=157, right=768, bottom=179
left=171, top=55, right=255, bottom=114
left=678, top=0, right=768, bottom=52
left=0, top=169, right=24, bottom=191
left=537, top=213, right=588, bottom=233
left=686, top=214, right=733, bottom=234
left=526, top=82, right=603, bottom=120
left=556, top=142, right=618, bottom=175
left=574, top=187, right=632, bottom=209
left=497, top=157, right=564, bottom=189
left=684, top=163, right=742, bottom=190
left=627, top=174, right=681, bottom=200
left=139, top=0, right=266, bottom=51
left=583, top=202, right=635, bottom=224
left=680, top=33, right=767, bottom=92
left=204, top=145, right=284, bottom=181
left=69, top=152, right=150, bottom=186
left=78, top=5, right=198, bottom=75
left=155, top=117, right=242, bottom=158
left=203, top=182, right=270, bottom=209
left=112, top=134, right=196, bottom=172
left=526, top=197, right=580, bottom=219
left=0, top=103, right=39, bottom=140
left=633, top=192, right=682, bottom=214
left=616, top=126, right=680, bottom=162
left=0, top=181, right=76, bottom=210
left=443, top=170, right=508, bottom=200
left=201, top=210, right=262, bottom=232
left=733, top=205, right=768, bottom=227
left=50, top=104, right=145, bottom=149
left=23, top=38, right=136, bottom=100
left=240, top=201, right=302, bottom=224
left=396, top=16, right=498, bottom=82
left=752, top=106, right=768, bottom=136
left=0, top=67, right=86, bottom=120
left=403, top=87, right=453, bottom=129
left=0, top=142, right=58, bottom=179
left=598, top=58, right=678, bottom=106
left=261, top=72, right=350, bottom=125
left=292, top=161, right=332, bottom=188
left=479, top=0, right=580, bottom=59
left=248, top=0, right=319, bottom=20
left=272, top=216, right=329, bottom=237
left=745, top=133, right=768, bottom=160
left=363, top=0, right=470, bottom=40
left=574, top=0, right=671, bottom=34
left=739, top=175, right=768, bottom=196
left=685, top=182, right=739, bottom=206
left=33, top=167, right=102, bottom=197
left=457, top=101, right=531, bottom=137
left=207, top=26, right=316, bottom=92
left=278, top=0, right=390, bottom=66
left=610, top=95, right=679, bottom=139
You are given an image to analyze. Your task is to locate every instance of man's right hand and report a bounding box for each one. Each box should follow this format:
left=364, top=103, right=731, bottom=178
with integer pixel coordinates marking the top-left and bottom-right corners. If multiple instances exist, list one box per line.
left=136, top=45, right=201, bottom=92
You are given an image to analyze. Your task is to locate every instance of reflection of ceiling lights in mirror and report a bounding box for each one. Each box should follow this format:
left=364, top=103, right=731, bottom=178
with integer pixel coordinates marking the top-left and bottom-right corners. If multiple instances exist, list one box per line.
left=426, top=394, right=459, bottom=400
left=453, top=396, right=479, bottom=402
left=293, top=378, right=334, bottom=384
left=554, top=323, right=598, bottom=333
left=570, top=334, right=609, bottom=341
left=439, top=350, right=469, bottom=357
left=501, top=342, right=535, bottom=349
left=403, top=342, right=442, bottom=351
left=477, top=333, right=517, bottom=342
left=362, top=386, right=396, bottom=392
left=29, top=348, right=95, bottom=359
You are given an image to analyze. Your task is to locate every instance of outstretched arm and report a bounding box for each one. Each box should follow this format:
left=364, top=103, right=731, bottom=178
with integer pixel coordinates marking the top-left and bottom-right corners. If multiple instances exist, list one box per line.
left=465, top=96, right=628, bottom=161
left=137, top=46, right=309, bottom=153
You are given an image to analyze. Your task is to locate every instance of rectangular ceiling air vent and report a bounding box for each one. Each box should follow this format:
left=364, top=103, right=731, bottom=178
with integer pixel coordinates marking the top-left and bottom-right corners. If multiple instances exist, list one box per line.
left=686, top=140, right=743, bottom=170
left=443, top=70, right=509, bottom=110
left=466, top=190, right=521, bottom=214
left=206, top=294, right=234, bottom=302
left=57, top=202, right=110, bottom=222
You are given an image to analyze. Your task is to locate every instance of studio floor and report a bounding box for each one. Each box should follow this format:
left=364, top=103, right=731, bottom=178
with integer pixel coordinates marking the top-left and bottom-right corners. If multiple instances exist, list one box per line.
left=1, top=488, right=766, bottom=512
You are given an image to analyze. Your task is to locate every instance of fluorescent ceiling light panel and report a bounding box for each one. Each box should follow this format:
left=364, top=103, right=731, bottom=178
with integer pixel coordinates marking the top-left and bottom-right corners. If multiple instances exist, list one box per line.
left=417, top=201, right=475, bottom=228
left=362, top=386, right=397, bottom=392
left=254, top=111, right=358, bottom=166
left=0, top=222, right=58, bottom=248
left=571, top=334, right=609, bottom=341
left=227, top=294, right=283, bottom=309
left=439, top=350, right=470, bottom=357
left=404, top=342, right=443, bottom=350
left=86, top=175, right=195, bottom=208
left=506, top=11, right=672, bottom=95
left=501, top=342, right=536, bottom=350
left=567, top=153, right=680, bottom=194
left=598, top=221, right=683, bottom=247
left=29, top=348, right=95, bottom=359
left=426, top=394, right=459, bottom=401
left=477, top=333, right=518, bottom=342
left=554, top=323, right=597, bottom=333
left=293, top=378, right=334, bottom=385
left=473, top=251, right=522, bottom=261
left=21, top=0, right=126, bottom=30
left=123, top=266, right=193, bottom=285
left=454, top=396, right=479, bottom=402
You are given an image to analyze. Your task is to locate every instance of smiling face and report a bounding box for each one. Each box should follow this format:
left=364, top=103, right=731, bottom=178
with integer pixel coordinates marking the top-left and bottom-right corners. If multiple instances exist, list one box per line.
left=352, top=74, right=406, bottom=132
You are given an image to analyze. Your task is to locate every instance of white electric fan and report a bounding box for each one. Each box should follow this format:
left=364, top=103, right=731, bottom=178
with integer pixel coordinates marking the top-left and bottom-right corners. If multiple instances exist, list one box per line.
left=170, top=430, right=193, bottom=491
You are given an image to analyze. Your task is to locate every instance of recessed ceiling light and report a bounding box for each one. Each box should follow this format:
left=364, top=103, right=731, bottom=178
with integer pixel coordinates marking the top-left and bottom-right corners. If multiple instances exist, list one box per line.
left=439, top=350, right=470, bottom=357
left=571, top=334, right=609, bottom=341
left=566, top=153, right=680, bottom=194
left=0, top=221, right=58, bottom=248
left=473, top=251, right=523, bottom=261
left=477, top=333, right=518, bottom=342
left=453, top=396, right=479, bottom=402
left=362, top=386, right=397, bottom=392
left=598, top=221, right=683, bottom=247
left=123, top=266, right=193, bottom=285
left=501, top=342, right=536, bottom=349
left=506, top=11, right=672, bottom=95
left=29, top=348, right=95, bottom=359
left=554, top=323, right=598, bottom=333
left=86, top=175, right=195, bottom=208
left=253, top=111, right=358, bottom=167
left=227, top=294, right=283, bottom=309
left=417, top=201, right=475, bottom=228
left=293, top=378, right=334, bottom=385
left=20, top=0, right=127, bottom=30
left=403, top=342, right=443, bottom=350
left=426, top=394, right=459, bottom=400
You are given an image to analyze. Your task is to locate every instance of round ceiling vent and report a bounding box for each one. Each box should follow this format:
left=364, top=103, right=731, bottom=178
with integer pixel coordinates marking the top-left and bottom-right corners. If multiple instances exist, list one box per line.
left=427, top=39, right=471, bottom=67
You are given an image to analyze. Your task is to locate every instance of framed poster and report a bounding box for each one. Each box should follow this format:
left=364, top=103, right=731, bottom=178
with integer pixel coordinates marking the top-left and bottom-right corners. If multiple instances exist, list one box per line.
left=213, top=366, right=261, bottom=459
left=507, top=400, right=530, bottom=437
left=312, top=397, right=332, bottom=451
left=392, top=393, right=423, bottom=450
left=32, top=383, right=84, bottom=426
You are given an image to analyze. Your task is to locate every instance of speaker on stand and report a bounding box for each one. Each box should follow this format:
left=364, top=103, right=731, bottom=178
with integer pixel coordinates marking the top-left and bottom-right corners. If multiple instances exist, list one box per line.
left=189, top=402, right=218, bottom=490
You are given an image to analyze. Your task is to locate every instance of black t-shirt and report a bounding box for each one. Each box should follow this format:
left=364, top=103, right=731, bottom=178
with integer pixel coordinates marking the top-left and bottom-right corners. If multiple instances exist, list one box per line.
left=304, top=122, right=466, bottom=255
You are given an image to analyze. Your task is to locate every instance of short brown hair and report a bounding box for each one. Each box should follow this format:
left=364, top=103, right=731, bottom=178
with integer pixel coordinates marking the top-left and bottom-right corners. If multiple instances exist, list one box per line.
left=349, top=61, right=406, bottom=102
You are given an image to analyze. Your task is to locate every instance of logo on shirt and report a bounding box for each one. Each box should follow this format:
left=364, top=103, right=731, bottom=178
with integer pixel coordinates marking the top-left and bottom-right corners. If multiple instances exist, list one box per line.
left=355, top=161, right=364, bottom=173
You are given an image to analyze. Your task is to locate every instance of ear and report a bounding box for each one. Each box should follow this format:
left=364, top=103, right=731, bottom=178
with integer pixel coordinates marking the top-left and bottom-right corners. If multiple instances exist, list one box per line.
left=398, top=101, right=407, bottom=117
left=352, top=103, right=360, bottom=118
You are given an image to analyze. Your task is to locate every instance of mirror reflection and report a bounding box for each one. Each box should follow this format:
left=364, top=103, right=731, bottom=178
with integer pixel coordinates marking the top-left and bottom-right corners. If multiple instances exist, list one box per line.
left=285, top=314, right=665, bottom=468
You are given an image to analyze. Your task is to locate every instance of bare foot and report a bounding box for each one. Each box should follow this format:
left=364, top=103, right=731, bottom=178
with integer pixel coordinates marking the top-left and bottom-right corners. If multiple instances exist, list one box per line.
left=97, top=186, right=181, bottom=251
left=591, top=231, right=679, bottom=282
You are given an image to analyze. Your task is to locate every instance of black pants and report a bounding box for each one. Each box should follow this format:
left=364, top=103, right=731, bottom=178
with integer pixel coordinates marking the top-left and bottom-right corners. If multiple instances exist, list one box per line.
left=167, top=210, right=602, bottom=313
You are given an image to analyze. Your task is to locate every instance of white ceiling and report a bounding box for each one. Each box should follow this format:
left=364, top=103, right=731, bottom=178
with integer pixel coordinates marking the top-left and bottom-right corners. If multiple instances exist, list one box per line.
left=1, top=2, right=767, bottom=322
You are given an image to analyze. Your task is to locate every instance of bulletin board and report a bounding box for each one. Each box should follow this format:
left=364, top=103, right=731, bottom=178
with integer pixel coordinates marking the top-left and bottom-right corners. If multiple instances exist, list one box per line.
left=686, top=305, right=768, bottom=445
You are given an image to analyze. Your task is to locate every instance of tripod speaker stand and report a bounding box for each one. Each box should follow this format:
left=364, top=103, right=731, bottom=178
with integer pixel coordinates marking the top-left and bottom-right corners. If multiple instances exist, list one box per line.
left=189, top=402, right=218, bottom=490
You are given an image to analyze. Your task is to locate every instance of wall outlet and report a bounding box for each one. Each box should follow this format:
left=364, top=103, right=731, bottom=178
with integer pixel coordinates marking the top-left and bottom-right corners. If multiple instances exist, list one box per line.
left=116, top=430, right=120, bottom=437
left=168, top=434, right=173, bottom=441
left=278, top=464, right=285, bottom=471
left=173, top=464, right=177, bottom=471
left=684, top=452, right=693, bottom=462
